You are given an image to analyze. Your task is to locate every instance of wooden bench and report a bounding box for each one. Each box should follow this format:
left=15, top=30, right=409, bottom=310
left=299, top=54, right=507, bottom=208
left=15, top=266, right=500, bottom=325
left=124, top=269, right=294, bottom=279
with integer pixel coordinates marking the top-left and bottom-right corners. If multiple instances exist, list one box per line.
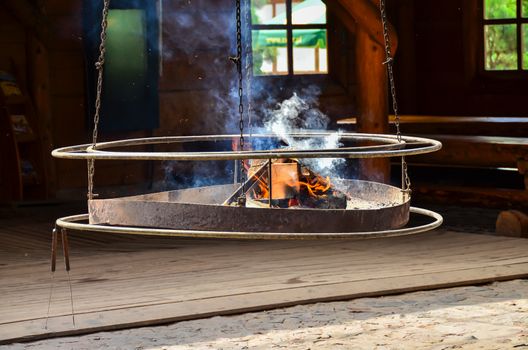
left=337, top=115, right=528, bottom=209
left=337, top=115, right=528, bottom=137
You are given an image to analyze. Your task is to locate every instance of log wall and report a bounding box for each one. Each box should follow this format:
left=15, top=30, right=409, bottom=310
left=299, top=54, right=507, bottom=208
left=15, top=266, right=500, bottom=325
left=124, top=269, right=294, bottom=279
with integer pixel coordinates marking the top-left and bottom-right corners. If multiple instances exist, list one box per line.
left=392, top=0, right=528, bottom=117
left=1, top=0, right=408, bottom=196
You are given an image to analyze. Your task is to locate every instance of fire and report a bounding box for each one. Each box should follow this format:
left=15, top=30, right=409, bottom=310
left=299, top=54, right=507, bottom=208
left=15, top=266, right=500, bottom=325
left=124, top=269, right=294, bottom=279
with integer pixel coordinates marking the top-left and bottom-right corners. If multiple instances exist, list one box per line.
left=224, top=153, right=347, bottom=209
left=298, top=175, right=331, bottom=198
left=252, top=173, right=269, bottom=199
left=249, top=161, right=331, bottom=201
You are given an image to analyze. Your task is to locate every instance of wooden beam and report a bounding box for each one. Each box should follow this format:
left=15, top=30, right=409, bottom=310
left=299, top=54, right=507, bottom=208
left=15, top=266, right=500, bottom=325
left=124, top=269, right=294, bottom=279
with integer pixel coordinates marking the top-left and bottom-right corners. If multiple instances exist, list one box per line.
left=337, top=115, right=528, bottom=137
left=325, top=0, right=398, bottom=54
left=355, top=28, right=390, bottom=183
left=414, top=185, right=528, bottom=211
left=324, top=0, right=397, bottom=182
left=411, top=135, right=528, bottom=169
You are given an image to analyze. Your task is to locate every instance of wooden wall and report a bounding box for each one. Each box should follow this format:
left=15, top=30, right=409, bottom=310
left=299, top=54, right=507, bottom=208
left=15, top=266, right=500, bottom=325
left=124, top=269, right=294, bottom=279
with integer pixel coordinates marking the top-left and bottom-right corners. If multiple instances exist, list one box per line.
left=6, top=0, right=527, bottom=198
left=157, top=0, right=356, bottom=137
left=46, top=0, right=357, bottom=195
left=392, top=0, right=528, bottom=117
left=0, top=5, right=27, bottom=83
left=2, top=0, right=394, bottom=196
left=45, top=0, right=149, bottom=195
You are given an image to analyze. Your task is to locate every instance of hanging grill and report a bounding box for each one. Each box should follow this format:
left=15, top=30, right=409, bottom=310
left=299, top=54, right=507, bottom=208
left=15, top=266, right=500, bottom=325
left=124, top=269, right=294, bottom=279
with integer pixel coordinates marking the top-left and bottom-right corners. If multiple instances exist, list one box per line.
left=53, top=132, right=442, bottom=239
left=51, top=0, right=443, bottom=240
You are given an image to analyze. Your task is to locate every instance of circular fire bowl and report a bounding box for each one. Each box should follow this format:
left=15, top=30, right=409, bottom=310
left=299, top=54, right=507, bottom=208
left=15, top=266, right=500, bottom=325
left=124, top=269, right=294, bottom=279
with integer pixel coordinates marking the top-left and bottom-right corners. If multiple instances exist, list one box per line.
left=87, top=180, right=409, bottom=234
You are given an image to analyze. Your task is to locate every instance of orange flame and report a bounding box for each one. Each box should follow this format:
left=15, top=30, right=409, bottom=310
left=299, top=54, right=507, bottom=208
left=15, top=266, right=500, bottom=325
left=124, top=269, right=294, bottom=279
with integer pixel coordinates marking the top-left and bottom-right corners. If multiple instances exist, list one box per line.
left=247, top=161, right=332, bottom=203
left=298, top=175, right=331, bottom=198
left=253, top=174, right=331, bottom=201
left=253, top=174, right=269, bottom=199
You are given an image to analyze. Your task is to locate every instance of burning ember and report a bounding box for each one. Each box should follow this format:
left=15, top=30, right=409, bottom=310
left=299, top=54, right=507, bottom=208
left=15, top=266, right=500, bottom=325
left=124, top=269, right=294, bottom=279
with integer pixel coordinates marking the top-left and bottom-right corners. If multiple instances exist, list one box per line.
left=226, top=158, right=348, bottom=209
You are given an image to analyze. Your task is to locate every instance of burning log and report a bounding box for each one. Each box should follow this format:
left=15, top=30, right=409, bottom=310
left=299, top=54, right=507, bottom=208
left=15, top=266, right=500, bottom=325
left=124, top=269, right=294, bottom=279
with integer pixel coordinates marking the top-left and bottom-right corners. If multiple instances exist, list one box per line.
left=222, top=161, right=269, bottom=206
left=296, top=165, right=348, bottom=209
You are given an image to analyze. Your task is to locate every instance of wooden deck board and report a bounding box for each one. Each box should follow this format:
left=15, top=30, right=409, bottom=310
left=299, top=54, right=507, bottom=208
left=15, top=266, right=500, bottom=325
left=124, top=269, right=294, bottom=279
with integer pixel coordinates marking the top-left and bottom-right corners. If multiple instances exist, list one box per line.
left=1, top=222, right=528, bottom=344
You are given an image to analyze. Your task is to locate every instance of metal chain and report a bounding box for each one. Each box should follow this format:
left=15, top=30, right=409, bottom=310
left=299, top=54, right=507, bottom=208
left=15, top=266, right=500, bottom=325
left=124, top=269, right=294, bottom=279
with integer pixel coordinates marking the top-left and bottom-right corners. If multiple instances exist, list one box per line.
left=230, top=0, right=246, bottom=205
left=236, top=0, right=244, bottom=156
left=243, top=0, right=253, bottom=137
left=87, top=0, right=111, bottom=200
left=379, top=0, right=411, bottom=196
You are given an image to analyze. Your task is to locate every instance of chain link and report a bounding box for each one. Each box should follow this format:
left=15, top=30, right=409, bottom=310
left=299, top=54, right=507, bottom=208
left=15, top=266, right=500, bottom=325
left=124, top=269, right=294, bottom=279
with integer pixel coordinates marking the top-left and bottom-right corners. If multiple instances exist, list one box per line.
left=87, top=0, right=111, bottom=200
left=243, top=0, right=253, bottom=137
left=230, top=0, right=246, bottom=205
left=236, top=0, right=244, bottom=153
left=379, top=0, right=411, bottom=196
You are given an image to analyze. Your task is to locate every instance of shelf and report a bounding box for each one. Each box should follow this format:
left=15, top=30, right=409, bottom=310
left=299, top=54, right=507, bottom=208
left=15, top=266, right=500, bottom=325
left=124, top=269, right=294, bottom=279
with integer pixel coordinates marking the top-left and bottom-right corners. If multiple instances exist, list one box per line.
left=0, top=67, right=48, bottom=202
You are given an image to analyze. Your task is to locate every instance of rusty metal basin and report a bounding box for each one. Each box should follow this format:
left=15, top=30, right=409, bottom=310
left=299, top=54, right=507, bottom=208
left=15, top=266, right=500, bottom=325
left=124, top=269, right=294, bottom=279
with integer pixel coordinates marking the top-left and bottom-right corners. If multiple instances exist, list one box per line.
left=88, top=179, right=410, bottom=233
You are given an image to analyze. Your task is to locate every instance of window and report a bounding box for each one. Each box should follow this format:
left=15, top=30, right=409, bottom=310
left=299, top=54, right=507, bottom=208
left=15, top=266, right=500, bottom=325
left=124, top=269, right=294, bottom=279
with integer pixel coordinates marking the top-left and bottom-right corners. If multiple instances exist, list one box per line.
left=83, top=0, right=160, bottom=132
left=482, top=0, right=528, bottom=71
left=251, top=0, right=328, bottom=76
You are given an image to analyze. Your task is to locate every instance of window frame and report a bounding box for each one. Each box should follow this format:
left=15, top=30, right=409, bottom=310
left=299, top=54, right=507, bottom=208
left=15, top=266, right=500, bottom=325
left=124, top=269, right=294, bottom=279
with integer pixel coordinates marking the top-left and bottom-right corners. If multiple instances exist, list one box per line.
left=250, top=0, right=330, bottom=78
left=478, top=0, right=528, bottom=75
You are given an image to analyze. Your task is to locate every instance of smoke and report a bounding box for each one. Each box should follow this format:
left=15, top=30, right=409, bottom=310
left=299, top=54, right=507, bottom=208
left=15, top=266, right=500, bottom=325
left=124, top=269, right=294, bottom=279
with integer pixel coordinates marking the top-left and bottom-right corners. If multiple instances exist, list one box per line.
left=263, top=86, right=345, bottom=176
left=152, top=3, right=346, bottom=188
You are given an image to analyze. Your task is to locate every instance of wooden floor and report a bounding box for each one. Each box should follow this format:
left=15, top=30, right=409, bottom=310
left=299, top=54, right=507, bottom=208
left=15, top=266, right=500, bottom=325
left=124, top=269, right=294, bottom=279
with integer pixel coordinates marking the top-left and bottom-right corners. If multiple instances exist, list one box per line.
left=1, top=211, right=528, bottom=344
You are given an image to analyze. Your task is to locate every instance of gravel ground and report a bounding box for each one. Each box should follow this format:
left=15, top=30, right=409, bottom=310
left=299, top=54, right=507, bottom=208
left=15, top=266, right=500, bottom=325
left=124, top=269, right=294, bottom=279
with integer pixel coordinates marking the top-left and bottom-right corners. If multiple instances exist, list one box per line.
left=3, top=279, right=528, bottom=350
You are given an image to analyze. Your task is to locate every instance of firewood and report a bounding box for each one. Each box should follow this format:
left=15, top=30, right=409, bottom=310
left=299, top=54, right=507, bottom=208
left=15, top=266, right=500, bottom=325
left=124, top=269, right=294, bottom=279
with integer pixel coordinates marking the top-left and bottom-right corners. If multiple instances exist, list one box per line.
left=225, top=158, right=352, bottom=209
left=496, top=210, right=528, bottom=238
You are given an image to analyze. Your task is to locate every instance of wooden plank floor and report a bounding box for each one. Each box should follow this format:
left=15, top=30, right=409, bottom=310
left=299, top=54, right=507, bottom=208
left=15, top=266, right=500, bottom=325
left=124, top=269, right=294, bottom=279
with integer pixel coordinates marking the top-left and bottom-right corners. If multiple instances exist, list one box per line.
left=1, top=214, right=528, bottom=344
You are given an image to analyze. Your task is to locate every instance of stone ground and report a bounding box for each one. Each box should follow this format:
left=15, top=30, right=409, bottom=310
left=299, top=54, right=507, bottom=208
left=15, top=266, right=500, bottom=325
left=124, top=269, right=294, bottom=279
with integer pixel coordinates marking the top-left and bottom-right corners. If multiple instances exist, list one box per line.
left=3, top=279, right=527, bottom=350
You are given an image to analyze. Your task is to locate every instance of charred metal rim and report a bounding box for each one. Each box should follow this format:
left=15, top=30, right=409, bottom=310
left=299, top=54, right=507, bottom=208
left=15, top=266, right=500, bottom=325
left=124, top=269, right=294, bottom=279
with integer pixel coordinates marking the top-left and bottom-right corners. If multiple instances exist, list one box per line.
left=51, top=133, right=442, bottom=161
left=56, top=207, right=443, bottom=240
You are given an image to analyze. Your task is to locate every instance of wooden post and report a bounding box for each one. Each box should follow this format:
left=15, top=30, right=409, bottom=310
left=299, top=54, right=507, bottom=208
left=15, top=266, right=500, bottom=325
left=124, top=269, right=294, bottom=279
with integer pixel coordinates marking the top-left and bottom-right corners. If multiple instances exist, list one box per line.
left=355, top=28, right=390, bottom=183
left=327, top=0, right=398, bottom=52
left=326, top=0, right=396, bottom=183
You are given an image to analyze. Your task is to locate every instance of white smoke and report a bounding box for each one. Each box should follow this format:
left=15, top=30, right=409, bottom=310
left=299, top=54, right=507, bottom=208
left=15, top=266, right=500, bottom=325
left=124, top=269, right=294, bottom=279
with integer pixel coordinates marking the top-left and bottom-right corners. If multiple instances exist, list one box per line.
left=264, top=89, right=344, bottom=176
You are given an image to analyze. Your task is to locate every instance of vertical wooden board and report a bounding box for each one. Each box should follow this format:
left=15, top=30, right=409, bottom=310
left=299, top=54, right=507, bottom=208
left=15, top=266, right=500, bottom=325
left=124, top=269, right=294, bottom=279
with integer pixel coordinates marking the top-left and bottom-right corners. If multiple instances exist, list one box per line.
left=50, top=96, right=85, bottom=145
left=49, top=66, right=85, bottom=97
left=47, top=14, right=83, bottom=51
left=326, top=12, right=353, bottom=91
left=0, top=7, right=26, bottom=44
left=0, top=108, right=23, bottom=201
left=28, top=37, right=56, bottom=196
left=393, top=0, right=417, bottom=112
left=49, top=51, right=85, bottom=98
